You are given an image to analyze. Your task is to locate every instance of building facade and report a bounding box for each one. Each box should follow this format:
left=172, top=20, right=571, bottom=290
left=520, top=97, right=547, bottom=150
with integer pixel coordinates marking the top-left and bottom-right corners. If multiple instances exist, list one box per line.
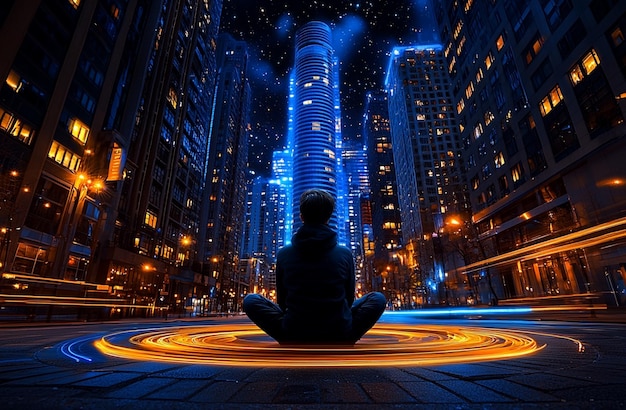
left=363, top=90, right=409, bottom=306
left=291, top=21, right=344, bottom=234
left=0, top=0, right=224, bottom=318
left=200, top=32, right=250, bottom=313
left=435, top=0, right=626, bottom=306
left=385, top=45, right=468, bottom=305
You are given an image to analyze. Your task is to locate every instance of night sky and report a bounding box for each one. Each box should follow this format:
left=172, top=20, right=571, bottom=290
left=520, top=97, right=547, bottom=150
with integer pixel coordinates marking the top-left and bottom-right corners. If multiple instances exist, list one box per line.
left=219, top=0, right=439, bottom=176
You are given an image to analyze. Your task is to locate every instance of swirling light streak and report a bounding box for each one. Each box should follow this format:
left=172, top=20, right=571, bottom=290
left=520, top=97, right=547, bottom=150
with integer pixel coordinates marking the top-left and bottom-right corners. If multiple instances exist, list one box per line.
left=94, top=323, right=549, bottom=367
left=60, top=337, right=94, bottom=363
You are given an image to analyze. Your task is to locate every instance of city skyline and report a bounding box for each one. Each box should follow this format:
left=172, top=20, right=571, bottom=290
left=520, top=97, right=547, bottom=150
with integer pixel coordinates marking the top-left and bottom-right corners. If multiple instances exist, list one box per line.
left=1, top=1, right=625, bottom=318
left=220, top=0, right=439, bottom=176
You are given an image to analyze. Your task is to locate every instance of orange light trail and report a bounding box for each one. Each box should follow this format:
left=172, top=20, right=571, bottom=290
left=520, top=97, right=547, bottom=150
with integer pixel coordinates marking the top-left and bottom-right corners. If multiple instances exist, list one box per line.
left=94, top=323, right=551, bottom=367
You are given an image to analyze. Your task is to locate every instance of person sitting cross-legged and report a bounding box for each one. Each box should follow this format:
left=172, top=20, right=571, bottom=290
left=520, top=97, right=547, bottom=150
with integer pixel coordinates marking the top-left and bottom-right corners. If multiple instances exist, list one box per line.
left=243, top=188, right=386, bottom=344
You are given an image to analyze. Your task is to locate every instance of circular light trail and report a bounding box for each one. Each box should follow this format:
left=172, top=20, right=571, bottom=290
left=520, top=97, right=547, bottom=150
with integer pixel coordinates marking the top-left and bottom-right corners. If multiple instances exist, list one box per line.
left=94, top=323, right=548, bottom=367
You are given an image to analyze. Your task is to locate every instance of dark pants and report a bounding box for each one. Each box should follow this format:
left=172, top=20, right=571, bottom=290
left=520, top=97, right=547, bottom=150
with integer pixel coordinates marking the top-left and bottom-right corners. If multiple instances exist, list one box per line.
left=242, top=292, right=386, bottom=344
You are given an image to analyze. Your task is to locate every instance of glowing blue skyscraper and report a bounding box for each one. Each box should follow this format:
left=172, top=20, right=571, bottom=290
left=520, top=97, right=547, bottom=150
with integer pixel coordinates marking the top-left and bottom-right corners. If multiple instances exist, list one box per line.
left=292, top=21, right=340, bottom=233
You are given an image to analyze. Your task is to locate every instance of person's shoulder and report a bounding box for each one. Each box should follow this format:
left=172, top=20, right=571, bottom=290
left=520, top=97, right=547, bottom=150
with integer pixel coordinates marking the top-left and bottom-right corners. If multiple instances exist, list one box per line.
left=335, top=245, right=354, bottom=258
left=277, top=244, right=294, bottom=258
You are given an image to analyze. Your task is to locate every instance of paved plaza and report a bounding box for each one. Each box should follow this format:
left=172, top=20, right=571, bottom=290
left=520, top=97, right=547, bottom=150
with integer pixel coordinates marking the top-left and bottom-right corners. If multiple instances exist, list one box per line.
left=0, top=311, right=625, bottom=409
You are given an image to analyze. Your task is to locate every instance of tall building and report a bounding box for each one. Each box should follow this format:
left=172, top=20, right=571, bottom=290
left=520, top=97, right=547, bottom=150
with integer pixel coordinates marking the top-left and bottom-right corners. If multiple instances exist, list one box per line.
left=435, top=0, right=626, bottom=305
left=386, top=45, right=467, bottom=304
left=107, top=0, right=222, bottom=315
left=0, top=1, right=178, bottom=312
left=364, top=90, right=405, bottom=301
left=200, top=32, right=250, bottom=312
left=291, top=21, right=344, bottom=234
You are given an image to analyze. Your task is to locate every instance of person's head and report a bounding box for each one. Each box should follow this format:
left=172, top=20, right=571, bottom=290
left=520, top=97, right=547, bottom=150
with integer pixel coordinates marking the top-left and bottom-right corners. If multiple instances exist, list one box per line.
left=299, top=189, right=335, bottom=225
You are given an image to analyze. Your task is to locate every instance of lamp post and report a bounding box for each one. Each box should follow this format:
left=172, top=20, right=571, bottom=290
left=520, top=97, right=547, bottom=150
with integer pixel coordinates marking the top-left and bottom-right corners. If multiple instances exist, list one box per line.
left=52, top=173, right=100, bottom=280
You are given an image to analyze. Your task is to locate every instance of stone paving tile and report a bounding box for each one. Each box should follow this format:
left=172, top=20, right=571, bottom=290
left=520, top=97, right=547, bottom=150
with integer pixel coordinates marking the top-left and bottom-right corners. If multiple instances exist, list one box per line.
left=46, top=370, right=112, bottom=386
left=105, top=376, right=175, bottom=399
left=475, top=379, right=560, bottom=402
left=273, top=383, right=321, bottom=404
left=399, top=381, right=465, bottom=403
left=360, top=381, right=416, bottom=403
left=0, top=365, right=63, bottom=382
left=214, top=367, right=258, bottom=382
left=402, top=367, right=457, bottom=381
left=549, top=383, right=626, bottom=403
left=320, top=381, right=371, bottom=403
left=98, top=361, right=180, bottom=374
left=377, top=367, right=427, bottom=382
left=2, top=368, right=79, bottom=385
left=432, top=363, right=519, bottom=379
left=145, top=379, right=210, bottom=400
left=507, top=372, right=599, bottom=391
left=157, top=364, right=223, bottom=379
left=0, top=386, right=84, bottom=409
left=438, top=379, right=513, bottom=403
left=227, top=381, right=283, bottom=403
left=71, top=371, right=143, bottom=387
left=189, top=380, right=243, bottom=403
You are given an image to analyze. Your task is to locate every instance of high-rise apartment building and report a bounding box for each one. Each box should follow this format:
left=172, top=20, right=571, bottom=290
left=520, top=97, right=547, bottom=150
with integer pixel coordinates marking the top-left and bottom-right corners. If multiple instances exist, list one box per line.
left=291, top=21, right=344, bottom=234
left=111, top=0, right=222, bottom=315
left=364, top=90, right=406, bottom=301
left=0, top=0, right=224, bottom=317
left=342, top=137, right=371, bottom=295
left=386, top=45, right=467, bottom=304
left=435, top=0, right=626, bottom=304
left=200, top=32, right=250, bottom=312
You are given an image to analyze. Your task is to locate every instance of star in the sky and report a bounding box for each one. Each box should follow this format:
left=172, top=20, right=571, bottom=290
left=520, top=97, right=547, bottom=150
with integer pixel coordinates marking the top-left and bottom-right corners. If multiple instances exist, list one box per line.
left=220, top=0, right=437, bottom=176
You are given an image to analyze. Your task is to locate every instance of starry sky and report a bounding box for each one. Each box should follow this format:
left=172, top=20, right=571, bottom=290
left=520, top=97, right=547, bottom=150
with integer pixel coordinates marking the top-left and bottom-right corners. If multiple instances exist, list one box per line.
left=219, top=0, right=439, bottom=176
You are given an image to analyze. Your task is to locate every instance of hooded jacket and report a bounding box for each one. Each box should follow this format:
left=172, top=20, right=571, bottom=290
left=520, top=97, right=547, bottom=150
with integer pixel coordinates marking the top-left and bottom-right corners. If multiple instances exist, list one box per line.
left=276, top=223, right=355, bottom=342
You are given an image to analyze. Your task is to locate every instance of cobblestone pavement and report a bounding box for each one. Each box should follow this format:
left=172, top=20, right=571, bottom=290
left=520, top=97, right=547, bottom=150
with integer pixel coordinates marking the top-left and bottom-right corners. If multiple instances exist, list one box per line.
left=0, top=314, right=625, bottom=409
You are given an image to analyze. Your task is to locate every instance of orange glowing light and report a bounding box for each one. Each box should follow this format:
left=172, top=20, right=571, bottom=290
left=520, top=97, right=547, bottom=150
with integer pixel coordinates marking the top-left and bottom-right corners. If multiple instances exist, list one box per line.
left=94, top=323, right=547, bottom=368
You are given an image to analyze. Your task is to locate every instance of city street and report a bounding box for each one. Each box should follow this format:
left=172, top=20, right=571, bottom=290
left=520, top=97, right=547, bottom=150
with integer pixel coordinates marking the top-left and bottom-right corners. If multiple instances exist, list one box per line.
left=1, top=311, right=625, bottom=409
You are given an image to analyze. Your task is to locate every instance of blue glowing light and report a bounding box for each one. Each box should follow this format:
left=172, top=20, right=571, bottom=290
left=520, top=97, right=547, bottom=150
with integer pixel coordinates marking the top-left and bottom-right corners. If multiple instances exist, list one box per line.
left=59, top=337, right=94, bottom=363
left=384, top=306, right=534, bottom=317
left=331, top=15, right=367, bottom=63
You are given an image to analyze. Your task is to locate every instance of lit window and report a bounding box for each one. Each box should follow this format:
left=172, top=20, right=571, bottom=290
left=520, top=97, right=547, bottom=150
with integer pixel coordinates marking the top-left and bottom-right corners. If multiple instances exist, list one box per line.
left=484, top=111, right=494, bottom=126
left=145, top=210, right=158, bottom=228
left=611, top=27, right=624, bottom=46
left=465, top=81, right=474, bottom=99
left=48, top=141, right=81, bottom=172
left=304, top=82, right=312, bottom=87
left=312, top=121, right=321, bottom=130
left=303, top=100, right=312, bottom=105
left=539, top=85, right=564, bottom=116
left=485, top=52, right=495, bottom=69
left=456, top=98, right=465, bottom=114
left=581, top=49, right=600, bottom=74
left=0, top=108, right=35, bottom=144
left=496, top=34, right=505, bottom=51
left=168, top=88, right=177, bottom=108
left=494, top=152, right=505, bottom=168
left=68, top=0, right=80, bottom=9
left=68, top=118, right=90, bottom=143
left=569, top=65, right=584, bottom=85
left=5, top=70, right=22, bottom=92
left=549, top=85, right=564, bottom=106
left=511, top=163, right=523, bottom=182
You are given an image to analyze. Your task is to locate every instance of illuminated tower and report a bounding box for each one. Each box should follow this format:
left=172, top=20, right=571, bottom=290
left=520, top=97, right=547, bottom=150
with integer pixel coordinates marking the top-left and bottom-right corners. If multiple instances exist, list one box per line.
left=386, top=45, right=466, bottom=304
left=292, top=21, right=339, bottom=233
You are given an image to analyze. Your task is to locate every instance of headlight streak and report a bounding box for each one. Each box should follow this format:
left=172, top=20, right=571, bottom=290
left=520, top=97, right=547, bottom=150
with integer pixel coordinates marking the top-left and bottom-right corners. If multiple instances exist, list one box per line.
left=93, top=323, right=558, bottom=368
